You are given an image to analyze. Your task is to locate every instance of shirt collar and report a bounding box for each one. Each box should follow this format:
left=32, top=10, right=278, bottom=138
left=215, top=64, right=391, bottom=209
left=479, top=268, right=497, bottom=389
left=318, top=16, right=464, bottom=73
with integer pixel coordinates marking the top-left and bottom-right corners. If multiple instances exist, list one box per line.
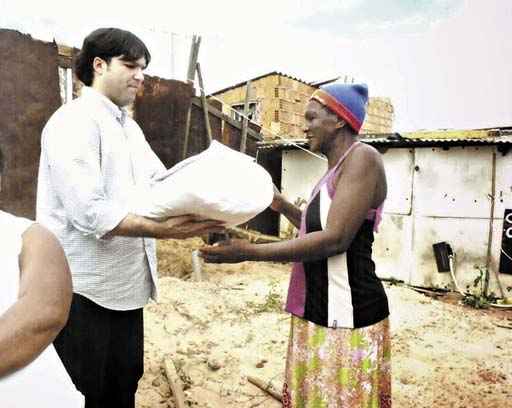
left=81, top=86, right=128, bottom=125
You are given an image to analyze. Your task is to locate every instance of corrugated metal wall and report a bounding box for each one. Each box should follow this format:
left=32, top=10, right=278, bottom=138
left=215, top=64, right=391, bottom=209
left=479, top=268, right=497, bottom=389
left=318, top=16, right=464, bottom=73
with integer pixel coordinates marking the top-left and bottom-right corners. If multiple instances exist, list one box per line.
left=0, top=30, right=62, bottom=218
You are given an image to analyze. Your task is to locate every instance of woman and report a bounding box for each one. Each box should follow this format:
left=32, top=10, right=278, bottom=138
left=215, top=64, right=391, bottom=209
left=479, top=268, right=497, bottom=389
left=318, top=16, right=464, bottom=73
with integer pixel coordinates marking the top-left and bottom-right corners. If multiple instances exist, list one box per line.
left=200, top=83, right=391, bottom=407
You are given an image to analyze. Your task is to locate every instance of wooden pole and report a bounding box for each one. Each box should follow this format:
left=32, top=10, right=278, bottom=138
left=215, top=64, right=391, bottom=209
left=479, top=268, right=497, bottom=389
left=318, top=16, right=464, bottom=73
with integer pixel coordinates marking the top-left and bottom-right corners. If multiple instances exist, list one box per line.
left=182, top=35, right=202, bottom=160
left=195, top=62, right=212, bottom=145
left=486, top=151, right=505, bottom=298
left=240, top=80, right=252, bottom=154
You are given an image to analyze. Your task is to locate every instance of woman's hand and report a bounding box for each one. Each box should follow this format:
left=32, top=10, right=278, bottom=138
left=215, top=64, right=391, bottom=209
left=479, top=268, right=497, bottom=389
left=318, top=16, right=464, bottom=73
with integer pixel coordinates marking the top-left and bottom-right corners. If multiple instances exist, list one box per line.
left=199, top=239, right=254, bottom=263
left=270, top=185, right=285, bottom=212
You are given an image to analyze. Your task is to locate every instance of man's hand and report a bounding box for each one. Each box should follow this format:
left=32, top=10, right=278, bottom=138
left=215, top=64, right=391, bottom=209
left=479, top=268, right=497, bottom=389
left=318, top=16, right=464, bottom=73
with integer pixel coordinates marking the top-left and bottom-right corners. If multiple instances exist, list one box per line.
left=155, top=215, right=225, bottom=239
left=199, top=239, right=253, bottom=263
left=108, top=213, right=225, bottom=239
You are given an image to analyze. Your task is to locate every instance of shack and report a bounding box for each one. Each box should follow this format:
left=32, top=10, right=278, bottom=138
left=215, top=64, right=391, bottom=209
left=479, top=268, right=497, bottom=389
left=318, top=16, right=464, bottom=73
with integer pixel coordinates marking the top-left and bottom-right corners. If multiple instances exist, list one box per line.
left=211, top=71, right=394, bottom=139
left=257, top=128, right=512, bottom=294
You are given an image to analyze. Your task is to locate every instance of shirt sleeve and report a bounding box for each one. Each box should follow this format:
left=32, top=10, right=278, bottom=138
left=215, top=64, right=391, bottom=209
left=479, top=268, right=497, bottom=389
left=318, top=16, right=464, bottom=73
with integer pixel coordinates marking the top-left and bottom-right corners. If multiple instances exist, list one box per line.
left=129, top=119, right=167, bottom=180
left=42, top=109, right=128, bottom=239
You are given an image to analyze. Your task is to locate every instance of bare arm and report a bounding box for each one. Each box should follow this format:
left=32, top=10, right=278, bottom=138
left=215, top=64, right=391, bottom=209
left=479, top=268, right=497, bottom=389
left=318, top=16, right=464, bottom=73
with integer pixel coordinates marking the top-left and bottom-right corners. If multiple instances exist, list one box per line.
left=0, top=224, right=73, bottom=377
left=270, top=187, right=302, bottom=229
left=201, top=146, right=385, bottom=263
left=107, top=213, right=225, bottom=240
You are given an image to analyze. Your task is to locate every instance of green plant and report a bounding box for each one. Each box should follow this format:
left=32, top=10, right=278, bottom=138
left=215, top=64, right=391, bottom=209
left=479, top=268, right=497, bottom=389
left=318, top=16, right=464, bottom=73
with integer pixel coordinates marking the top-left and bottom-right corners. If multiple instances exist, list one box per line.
left=462, top=265, right=498, bottom=309
left=246, top=279, right=284, bottom=314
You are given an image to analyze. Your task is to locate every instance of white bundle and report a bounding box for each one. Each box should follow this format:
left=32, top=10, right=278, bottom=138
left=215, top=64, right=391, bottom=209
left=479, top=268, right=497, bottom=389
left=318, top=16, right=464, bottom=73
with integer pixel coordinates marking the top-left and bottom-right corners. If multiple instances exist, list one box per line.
left=132, top=141, right=274, bottom=227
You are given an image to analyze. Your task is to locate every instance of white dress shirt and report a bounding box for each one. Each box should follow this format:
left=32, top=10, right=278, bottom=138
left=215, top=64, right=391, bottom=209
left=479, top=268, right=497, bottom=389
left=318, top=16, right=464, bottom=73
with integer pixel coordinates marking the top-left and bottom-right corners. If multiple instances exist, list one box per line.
left=36, top=87, right=165, bottom=310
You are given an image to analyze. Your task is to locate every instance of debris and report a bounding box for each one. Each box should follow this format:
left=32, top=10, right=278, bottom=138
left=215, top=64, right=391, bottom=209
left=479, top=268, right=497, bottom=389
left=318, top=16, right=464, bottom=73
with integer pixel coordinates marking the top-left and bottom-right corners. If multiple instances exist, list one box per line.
left=494, top=323, right=512, bottom=330
left=207, top=359, right=222, bottom=371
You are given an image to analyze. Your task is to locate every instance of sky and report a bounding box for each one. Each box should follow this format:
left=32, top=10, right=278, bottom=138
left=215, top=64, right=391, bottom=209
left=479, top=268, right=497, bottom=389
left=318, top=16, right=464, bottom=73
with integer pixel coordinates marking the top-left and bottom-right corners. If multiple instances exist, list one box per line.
left=1, top=0, right=511, bottom=132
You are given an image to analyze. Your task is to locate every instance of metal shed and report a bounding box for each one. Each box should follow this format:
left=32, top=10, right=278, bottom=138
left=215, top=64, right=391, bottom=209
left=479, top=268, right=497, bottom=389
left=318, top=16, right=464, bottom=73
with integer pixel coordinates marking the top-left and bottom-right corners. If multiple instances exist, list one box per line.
left=257, top=128, right=512, bottom=294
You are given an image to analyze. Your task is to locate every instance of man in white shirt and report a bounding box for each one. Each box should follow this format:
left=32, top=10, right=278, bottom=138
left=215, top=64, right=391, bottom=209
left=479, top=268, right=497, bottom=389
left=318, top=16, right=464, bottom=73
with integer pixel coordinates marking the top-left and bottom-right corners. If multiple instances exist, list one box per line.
left=0, top=146, right=84, bottom=407
left=36, top=28, right=222, bottom=407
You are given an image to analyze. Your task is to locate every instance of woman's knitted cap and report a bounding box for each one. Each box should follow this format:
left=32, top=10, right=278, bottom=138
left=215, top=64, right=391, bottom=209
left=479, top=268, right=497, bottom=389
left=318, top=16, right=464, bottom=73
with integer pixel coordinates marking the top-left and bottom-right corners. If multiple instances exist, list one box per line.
left=310, top=83, right=369, bottom=133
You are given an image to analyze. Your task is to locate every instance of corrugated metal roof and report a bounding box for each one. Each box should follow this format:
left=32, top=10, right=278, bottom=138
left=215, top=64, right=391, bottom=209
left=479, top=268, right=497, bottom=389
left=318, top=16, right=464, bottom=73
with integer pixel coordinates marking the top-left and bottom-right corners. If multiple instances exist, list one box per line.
left=210, top=71, right=315, bottom=96
left=257, top=128, right=512, bottom=150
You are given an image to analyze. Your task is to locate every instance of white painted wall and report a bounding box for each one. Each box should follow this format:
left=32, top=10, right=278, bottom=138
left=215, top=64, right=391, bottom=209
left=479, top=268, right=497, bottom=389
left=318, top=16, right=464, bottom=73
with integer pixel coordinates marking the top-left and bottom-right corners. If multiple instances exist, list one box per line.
left=279, top=150, right=327, bottom=236
left=279, top=145, right=512, bottom=294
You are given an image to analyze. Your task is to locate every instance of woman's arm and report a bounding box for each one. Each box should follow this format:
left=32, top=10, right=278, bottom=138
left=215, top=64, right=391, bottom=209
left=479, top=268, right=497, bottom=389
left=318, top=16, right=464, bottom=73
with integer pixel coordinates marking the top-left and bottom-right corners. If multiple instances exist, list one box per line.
left=270, top=186, right=302, bottom=229
left=201, top=146, right=384, bottom=263
left=0, top=224, right=73, bottom=377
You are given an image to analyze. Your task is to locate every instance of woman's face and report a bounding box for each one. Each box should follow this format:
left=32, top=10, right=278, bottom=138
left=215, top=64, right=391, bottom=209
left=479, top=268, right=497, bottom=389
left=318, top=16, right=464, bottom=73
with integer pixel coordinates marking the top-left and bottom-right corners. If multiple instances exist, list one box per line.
left=304, top=100, right=341, bottom=153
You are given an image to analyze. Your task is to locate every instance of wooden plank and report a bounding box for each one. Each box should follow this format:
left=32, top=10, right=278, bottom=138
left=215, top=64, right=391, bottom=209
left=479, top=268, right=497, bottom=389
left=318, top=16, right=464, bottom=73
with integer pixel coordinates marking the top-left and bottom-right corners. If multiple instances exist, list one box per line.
left=191, top=98, right=262, bottom=141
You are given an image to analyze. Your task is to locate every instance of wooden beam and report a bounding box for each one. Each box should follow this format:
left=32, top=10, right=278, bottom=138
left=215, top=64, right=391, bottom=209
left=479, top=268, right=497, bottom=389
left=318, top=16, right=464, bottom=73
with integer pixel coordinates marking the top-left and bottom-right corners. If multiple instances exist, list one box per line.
left=195, top=62, right=212, bottom=145
left=191, top=98, right=262, bottom=141
left=240, top=80, right=252, bottom=153
left=183, top=35, right=202, bottom=160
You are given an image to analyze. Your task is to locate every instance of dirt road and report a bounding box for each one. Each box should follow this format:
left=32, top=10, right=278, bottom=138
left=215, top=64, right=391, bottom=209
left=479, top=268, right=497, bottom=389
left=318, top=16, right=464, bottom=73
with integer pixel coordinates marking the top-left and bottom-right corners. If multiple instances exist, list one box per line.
left=135, top=239, right=512, bottom=408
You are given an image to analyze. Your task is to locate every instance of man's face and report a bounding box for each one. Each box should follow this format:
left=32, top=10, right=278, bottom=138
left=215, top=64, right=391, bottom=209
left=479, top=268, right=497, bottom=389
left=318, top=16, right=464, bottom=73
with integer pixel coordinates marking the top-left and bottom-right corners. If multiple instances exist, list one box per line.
left=95, top=56, right=146, bottom=107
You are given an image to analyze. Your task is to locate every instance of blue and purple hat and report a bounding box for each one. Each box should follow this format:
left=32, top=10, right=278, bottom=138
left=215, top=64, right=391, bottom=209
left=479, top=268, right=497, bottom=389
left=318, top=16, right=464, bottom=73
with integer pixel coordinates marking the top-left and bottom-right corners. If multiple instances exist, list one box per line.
left=310, top=83, right=369, bottom=133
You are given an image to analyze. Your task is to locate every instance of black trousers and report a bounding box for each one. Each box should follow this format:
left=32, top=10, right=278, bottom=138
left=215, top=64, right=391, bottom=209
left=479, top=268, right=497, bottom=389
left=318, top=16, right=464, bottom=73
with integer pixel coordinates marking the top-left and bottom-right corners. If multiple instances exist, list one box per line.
left=54, top=293, right=144, bottom=408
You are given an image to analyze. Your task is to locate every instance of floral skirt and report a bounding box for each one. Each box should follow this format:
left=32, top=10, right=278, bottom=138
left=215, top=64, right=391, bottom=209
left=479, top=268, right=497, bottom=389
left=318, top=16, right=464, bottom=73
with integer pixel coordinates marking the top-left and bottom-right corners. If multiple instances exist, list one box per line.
left=282, top=315, right=391, bottom=408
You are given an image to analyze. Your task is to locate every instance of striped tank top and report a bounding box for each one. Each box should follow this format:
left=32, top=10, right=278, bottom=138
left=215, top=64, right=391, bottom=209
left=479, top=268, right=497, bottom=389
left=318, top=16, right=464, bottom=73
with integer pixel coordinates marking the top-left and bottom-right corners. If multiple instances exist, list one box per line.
left=285, top=142, right=389, bottom=329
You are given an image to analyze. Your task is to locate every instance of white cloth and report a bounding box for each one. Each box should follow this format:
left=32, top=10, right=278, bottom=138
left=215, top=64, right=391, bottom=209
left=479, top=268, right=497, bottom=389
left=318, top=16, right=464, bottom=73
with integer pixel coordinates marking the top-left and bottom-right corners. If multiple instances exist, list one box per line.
left=131, top=141, right=274, bottom=227
left=37, top=87, right=163, bottom=310
left=0, top=210, right=84, bottom=407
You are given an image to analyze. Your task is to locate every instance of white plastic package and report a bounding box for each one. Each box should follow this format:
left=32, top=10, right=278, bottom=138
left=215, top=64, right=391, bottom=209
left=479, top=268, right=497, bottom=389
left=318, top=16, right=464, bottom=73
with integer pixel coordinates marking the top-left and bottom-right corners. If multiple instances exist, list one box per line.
left=131, top=141, right=274, bottom=227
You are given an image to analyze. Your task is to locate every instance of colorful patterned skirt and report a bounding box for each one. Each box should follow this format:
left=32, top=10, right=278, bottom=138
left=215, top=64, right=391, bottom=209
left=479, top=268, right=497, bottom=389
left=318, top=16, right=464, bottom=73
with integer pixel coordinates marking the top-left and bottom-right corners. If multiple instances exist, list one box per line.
left=282, top=315, right=391, bottom=407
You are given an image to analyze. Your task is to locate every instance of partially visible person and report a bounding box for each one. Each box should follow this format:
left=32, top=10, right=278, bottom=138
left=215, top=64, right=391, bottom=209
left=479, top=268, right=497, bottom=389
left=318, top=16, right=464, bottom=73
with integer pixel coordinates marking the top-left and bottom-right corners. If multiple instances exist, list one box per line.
left=36, top=27, right=222, bottom=407
left=201, top=83, right=391, bottom=407
left=0, top=146, right=84, bottom=406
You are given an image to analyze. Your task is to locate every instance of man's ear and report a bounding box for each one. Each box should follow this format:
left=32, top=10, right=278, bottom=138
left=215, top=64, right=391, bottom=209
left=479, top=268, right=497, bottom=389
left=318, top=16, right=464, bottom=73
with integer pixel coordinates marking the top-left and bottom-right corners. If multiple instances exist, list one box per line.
left=92, top=57, right=106, bottom=76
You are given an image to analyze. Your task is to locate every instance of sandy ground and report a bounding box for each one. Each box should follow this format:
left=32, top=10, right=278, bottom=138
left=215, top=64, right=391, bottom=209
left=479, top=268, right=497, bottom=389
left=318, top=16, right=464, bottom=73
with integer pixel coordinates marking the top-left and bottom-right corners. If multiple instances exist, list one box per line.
left=135, top=239, right=512, bottom=408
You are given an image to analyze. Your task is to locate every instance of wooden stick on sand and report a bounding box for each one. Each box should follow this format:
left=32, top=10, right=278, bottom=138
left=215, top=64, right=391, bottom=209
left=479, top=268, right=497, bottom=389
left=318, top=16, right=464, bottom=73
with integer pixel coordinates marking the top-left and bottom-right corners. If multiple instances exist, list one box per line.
left=163, top=358, right=187, bottom=408
left=247, top=375, right=282, bottom=402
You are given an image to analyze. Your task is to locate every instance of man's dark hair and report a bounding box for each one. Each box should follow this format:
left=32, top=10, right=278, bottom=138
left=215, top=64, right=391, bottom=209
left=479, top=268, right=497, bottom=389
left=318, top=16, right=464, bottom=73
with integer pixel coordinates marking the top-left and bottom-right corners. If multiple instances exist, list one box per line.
left=0, top=145, right=4, bottom=174
left=75, top=28, right=151, bottom=86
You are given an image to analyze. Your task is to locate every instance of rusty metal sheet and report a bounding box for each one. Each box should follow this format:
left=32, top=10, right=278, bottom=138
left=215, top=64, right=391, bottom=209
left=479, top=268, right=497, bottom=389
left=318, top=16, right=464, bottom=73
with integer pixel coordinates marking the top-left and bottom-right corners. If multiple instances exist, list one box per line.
left=222, top=121, right=243, bottom=151
left=134, top=77, right=194, bottom=168
left=0, top=30, right=62, bottom=218
left=135, top=80, right=225, bottom=167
